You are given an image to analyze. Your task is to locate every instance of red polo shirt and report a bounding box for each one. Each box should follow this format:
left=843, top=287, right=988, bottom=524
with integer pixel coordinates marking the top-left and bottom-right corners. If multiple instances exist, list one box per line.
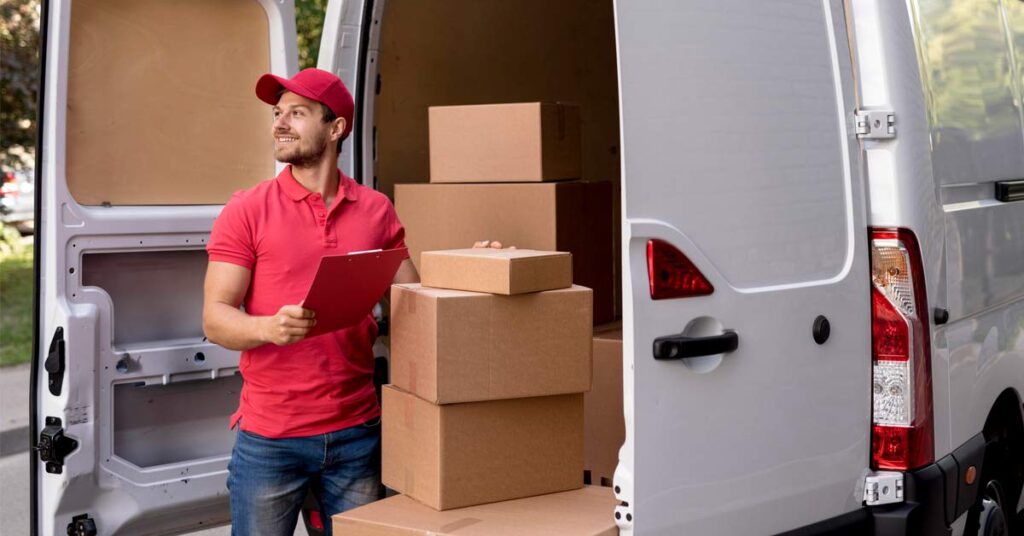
left=207, top=166, right=407, bottom=438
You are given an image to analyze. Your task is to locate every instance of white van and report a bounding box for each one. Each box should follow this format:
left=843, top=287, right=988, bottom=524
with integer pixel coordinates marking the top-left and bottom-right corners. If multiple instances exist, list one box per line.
left=31, top=0, right=1024, bottom=534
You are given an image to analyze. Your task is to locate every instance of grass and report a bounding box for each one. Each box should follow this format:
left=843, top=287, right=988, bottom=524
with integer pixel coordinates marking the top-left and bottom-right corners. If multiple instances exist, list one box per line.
left=1, top=239, right=33, bottom=367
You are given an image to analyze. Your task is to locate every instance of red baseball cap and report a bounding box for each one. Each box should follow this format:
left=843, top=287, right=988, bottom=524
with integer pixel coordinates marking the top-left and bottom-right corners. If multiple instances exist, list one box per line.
left=255, top=68, right=355, bottom=140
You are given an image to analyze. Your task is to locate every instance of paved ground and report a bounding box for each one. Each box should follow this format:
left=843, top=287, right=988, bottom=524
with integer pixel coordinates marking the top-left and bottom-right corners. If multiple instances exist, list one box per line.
left=0, top=364, right=307, bottom=535
left=1, top=364, right=33, bottom=535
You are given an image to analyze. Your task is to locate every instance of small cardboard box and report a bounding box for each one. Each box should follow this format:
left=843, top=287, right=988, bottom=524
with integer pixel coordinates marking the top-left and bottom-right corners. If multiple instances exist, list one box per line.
left=390, top=283, right=592, bottom=404
left=585, top=326, right=624, bottom=487
left=429, top=102, right=582, bottom=183
left=420, top=248, right=572, bottom=295
left=382, top=385, right=585, bottom=511
left=333, top=486, right=619, bottom=535
left=395, top=181, right=614, bottom=324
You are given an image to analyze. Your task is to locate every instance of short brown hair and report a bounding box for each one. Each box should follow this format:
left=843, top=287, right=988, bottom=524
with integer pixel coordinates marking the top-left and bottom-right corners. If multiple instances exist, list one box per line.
left=320, top=103, right=345, bottom=153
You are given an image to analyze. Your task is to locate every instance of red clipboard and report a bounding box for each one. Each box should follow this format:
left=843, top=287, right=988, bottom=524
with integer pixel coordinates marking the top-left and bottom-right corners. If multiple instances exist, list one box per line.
left=301, top=247, right=407, bottom=337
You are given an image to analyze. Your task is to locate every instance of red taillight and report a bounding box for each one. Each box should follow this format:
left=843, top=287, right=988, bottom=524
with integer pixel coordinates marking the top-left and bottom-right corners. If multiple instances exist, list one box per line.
left=869, top=228, right=934, bottom=471
left=646, top=239, right=713, bottom=300
left=872, top=425, right=933, bottom=470
left=309, top=510, right=324, bottom=530
left=871, top=288, right=910, bottom=361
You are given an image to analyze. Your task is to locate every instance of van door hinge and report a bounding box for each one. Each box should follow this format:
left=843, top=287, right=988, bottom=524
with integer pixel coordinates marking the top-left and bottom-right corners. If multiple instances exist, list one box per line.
left=34, top=417, right=77, bottom=474
left=68, top=514, right=98, bottom=536
left=864, top=471, right=904, bottom=506
left=855, top=109, right=896, bottom=139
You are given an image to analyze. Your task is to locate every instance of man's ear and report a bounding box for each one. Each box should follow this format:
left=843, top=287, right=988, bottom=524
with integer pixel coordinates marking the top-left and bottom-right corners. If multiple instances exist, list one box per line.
left=331, top=117, right=347, bottom=141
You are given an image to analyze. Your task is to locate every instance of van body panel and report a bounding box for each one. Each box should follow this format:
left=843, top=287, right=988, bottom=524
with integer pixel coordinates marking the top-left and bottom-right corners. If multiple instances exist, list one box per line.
left=847, top=0, right=952, bottom=458
left=33, top=1, right=298, bottom=534
left=616, top=1, right=871, bottom=533
left=855, top=0, right=1024, bottom=465
left=908, top=0, right=1024, bottom=455
left=910, top=0, right=1024, bottom=188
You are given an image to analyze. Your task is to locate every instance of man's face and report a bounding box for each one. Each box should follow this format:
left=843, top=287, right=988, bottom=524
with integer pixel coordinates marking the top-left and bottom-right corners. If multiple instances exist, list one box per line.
left=271, top=91, right=332, bottom=166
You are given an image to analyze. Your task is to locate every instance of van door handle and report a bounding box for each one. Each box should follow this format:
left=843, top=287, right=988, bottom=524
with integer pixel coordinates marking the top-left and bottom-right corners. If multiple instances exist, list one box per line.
left=653, top=331, right=738, bottom=360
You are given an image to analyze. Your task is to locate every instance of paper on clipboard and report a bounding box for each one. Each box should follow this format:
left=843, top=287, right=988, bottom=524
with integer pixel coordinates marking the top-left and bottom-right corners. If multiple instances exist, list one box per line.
left=301, top=247, right=408, bottom=337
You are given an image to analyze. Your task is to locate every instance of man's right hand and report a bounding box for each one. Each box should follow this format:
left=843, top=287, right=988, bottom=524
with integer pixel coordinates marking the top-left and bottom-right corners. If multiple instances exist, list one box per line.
left=262, top=305, right=316, bottom=346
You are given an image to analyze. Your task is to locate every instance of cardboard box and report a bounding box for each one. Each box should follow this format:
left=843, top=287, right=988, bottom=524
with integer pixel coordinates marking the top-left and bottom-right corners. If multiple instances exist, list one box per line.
left=585, top=326, right=624, bottom=487
left=429, top=102, right=582, bottom=183
left=333, top=486, right=619, bottom=535
left=382, top=385, right=584, bottom=510
left=420, top=248, right=572, bottom=295
left=390, top=283, right=592, bottom=404
left=395, top=181, right=614, bottom=324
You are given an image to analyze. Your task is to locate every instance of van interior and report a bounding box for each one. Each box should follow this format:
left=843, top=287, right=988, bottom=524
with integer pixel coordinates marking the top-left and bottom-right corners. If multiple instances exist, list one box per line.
left=64, top=0, right=622, bottom=493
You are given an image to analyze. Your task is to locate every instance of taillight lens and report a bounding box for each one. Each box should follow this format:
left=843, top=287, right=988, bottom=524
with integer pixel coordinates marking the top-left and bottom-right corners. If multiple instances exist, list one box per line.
left=646, top=239, right=713, bottom=300
left=869, top=229, right=933, bottom=471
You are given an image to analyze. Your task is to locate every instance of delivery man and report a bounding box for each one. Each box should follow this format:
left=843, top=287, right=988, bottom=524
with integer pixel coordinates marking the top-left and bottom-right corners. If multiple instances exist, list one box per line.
left=201, top=68, right=419, bottom=535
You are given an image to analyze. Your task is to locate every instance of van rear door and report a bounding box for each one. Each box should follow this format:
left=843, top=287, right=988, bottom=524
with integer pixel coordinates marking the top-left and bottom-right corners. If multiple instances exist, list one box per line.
left=32, top=1, right=297, bottom=534
left=318, top=0, right=380, bottom=183
left=616, top=2, right=872, bottom=534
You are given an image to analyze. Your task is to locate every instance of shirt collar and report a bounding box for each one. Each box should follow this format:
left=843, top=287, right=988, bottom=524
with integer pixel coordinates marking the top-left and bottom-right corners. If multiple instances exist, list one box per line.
left=276, top=165, right=359, bottom=203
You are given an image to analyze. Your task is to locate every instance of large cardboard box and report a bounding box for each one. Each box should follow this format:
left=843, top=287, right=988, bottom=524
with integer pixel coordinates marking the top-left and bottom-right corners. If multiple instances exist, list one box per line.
left=333, top=486, right=619, bottom=535
left=585, top=326, right=624, bottom=487
left=390, top=284, right=592, bottom=404
left=420, top=248, right=572, bottom=295
left=395, top=181, right=614, bottom=324
left=382, top=385, right=584, bottom=510
left=429, top=102, right=582, bottom=183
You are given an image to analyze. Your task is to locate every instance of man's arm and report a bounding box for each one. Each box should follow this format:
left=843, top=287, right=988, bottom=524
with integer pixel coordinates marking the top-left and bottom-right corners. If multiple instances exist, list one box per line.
left=203, top=261, right=315, bottom=350
left=392, top=258, right=419, bottom=285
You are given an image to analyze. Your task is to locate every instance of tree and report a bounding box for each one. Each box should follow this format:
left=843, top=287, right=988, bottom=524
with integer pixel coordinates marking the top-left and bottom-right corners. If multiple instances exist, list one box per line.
left=296, top=0, right=328, bottom=70
left=0, top=0, right=40, bottom=171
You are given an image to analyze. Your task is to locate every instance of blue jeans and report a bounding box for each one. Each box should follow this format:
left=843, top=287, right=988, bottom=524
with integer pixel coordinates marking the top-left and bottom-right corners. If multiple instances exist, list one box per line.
left=227, top=417, right=383, bottom=536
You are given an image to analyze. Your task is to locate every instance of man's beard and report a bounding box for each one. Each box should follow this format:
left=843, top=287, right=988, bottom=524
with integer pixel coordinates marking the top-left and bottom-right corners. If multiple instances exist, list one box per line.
left=275, top=132, right=329, bottom=167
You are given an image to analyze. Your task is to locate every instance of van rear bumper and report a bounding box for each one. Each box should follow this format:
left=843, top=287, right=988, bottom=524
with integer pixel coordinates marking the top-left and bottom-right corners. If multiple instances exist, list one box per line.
left=778, top=434, right=986, bottom=536
left=775, top=467, right=943, bottom=536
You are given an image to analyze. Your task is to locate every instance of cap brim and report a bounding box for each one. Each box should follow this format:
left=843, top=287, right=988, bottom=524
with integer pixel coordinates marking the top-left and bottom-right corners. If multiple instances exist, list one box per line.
left=255, top=73, right=290, bottom=106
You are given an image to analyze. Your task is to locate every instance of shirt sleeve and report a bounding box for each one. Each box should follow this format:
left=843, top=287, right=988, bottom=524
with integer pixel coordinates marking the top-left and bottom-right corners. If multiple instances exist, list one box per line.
left=207, top=194, right=257, bottom=269
left=382, top=200, right=409, bottom=259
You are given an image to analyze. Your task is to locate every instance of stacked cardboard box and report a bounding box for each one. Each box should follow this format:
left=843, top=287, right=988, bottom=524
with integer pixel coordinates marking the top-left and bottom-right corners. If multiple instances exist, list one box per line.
left=334, top=485, right=619, bottom=535
left=585, top=324, right=624, bottom=488
left=395, top=102, right=616, bottom=324
left=428, top=102, right=582, bottom=183
left=382, top=249, right=593, bottom=511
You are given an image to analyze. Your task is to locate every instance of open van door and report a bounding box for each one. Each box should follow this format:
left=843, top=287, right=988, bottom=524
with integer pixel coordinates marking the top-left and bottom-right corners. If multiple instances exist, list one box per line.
left=32, top=1, right=297, bottom=534
left=615, top=1, right=873, bottom=534
left=318, top=0, right=381, bottom=184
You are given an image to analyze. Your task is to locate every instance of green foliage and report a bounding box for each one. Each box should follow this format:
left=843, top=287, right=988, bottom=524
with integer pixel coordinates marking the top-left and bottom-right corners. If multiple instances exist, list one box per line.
left=296, top=0, right=328, bottom=70
left=0, top=0, right=40, bottom=171
left=0, top=229, right=33, bottom=367
left=0, top=223, right=28, bottom=257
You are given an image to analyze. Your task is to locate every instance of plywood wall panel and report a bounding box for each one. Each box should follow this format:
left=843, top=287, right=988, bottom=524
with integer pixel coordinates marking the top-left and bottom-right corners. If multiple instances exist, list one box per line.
left=375, top=0, right=619, bottom=199
left=67, top=0, right=274, bottom=205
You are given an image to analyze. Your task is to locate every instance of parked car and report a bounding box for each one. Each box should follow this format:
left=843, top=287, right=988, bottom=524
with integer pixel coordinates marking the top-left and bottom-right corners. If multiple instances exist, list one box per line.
left=1, top=169, right=34, bottom=234
left=31, top=0, right=1023, bottom=535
